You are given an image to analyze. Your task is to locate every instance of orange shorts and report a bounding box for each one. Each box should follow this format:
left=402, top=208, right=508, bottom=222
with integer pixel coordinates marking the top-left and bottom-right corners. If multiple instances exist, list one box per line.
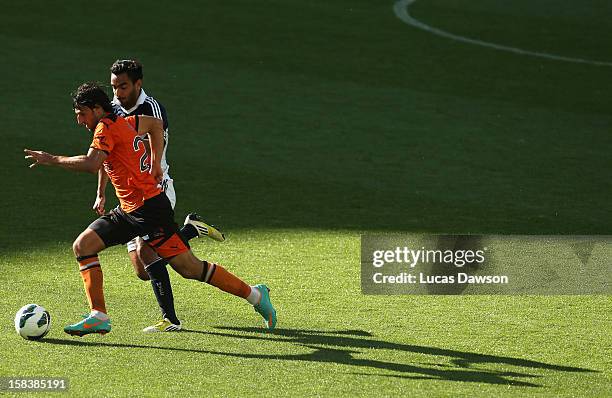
left=147, top=233, right=190, bottom=259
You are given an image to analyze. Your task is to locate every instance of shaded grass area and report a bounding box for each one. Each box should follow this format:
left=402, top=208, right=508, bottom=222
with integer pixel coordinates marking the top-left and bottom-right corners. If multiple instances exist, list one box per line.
left=1, top=1, right=611, bottom=253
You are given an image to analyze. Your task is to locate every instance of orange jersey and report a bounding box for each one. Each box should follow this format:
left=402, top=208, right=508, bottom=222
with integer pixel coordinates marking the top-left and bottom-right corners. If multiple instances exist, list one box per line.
left=90, top=114, right=161, bottom=213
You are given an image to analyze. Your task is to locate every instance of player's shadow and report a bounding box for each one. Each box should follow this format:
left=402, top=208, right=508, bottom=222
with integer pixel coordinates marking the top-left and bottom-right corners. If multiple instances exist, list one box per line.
left=181, top=327, right=594, bottom=387
left=41, top=327, right=596, bottom=387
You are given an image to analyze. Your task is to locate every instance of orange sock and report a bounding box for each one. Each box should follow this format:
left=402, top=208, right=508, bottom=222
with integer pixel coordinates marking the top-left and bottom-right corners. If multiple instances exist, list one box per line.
left=205, top=262, right=251, bottom=299
left=77, top=255, right=106, bottom=314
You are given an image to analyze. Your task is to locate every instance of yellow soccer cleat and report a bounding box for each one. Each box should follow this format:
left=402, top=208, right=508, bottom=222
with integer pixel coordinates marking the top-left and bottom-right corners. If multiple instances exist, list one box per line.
left=142, top=318, right=182, bottom=333
left=184, top=213, right=225, bottom=242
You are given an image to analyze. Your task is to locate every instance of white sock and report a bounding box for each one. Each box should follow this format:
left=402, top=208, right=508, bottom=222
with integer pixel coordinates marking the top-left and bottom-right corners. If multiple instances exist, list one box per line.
left=246, top=286, right=261, bottom=306
left=90, top=310, right=109, bottom=321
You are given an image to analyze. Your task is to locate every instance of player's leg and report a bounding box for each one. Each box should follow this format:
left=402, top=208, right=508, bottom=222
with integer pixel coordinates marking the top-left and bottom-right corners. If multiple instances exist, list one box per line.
left=137, top=241, right=181, bottom=332
left=126, top=234, right=181, bottom=332
left=135, top=182, right=182, bottom=332
left=127, top=238, right=149, bottom=281
left=65, top=228, right=110, bottom=336
left=142, top=192, right=275, bottom=329
left=129, top=237, right=183, bottom=332
left=159, top=241, right=276, bottom=330
left=72, top=228, right=107, bottom=315
left=64, top=210, right=136, bottom=336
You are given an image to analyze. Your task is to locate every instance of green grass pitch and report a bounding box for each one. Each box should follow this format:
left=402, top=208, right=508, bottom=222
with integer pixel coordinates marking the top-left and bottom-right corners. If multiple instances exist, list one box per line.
left=0, top=0, right=610, bottom=396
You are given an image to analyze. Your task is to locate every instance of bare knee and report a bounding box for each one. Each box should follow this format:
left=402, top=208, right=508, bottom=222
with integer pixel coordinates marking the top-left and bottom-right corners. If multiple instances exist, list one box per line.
left=129, top=250, right=149, bottom=281
left=135, top=239, right=164, bottom=280
left=72, top=235, right=87, bottom=256
left=136, top=240, right=159, bottom=264
left=72, top=239, right=81, bottom=257
left=135, top=269, right=150, bottom=281
left=73, top=229, right=105, bottom=257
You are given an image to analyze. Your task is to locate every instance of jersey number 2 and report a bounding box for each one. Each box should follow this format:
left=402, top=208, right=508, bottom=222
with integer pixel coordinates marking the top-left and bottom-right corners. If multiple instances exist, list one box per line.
left=133, top=135, right=150, bottom=173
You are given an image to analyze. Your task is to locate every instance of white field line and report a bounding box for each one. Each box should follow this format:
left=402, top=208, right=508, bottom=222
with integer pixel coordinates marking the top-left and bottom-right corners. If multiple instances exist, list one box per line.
left=393, top=0, right=612, bottom=67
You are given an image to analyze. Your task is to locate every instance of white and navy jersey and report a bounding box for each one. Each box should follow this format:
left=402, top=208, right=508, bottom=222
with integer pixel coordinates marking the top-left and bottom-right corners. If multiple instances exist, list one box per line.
left=112, top=89, right=172, bottom=187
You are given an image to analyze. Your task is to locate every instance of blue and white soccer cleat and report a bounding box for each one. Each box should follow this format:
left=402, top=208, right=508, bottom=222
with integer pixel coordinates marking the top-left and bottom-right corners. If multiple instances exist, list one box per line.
left=64, top=314, right=111, bottom=336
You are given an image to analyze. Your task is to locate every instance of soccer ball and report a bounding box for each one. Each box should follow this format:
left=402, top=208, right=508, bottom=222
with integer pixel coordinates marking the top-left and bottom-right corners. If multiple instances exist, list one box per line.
left=14, top=304, right=51, bottom=340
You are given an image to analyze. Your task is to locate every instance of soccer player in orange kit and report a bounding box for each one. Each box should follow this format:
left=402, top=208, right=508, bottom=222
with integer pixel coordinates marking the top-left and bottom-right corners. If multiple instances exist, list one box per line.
left=24, top=82, right=277, bottom=336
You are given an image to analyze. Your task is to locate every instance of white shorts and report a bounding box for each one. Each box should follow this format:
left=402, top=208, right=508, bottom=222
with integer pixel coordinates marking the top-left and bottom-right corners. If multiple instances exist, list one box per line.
left=127, top=177, right=176, bottom=253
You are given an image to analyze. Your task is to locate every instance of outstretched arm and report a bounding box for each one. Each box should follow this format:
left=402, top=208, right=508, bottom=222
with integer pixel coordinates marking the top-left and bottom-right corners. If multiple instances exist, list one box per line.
left=24, top=147, right=107, bottom=174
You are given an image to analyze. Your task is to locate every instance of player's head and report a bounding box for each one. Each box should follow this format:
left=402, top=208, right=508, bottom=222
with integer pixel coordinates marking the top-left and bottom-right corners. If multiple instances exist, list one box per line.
left=72, top=82, right=113, bottom=131
left=110, top=59, right=143, bottom=109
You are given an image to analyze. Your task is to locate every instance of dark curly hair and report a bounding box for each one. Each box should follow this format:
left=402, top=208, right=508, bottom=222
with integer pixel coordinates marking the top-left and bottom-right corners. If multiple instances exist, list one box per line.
left=71, top=82, right=113, bottom=113
left=110, top=59, right=143, bottom=83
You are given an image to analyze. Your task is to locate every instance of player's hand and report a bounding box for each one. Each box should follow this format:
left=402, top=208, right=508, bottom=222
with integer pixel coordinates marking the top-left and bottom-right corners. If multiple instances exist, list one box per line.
left=24, top=149, right=55, bottom=168
left=150, top=163, right=163, bottom=183
left=93, top=194, right=106, bottom=216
